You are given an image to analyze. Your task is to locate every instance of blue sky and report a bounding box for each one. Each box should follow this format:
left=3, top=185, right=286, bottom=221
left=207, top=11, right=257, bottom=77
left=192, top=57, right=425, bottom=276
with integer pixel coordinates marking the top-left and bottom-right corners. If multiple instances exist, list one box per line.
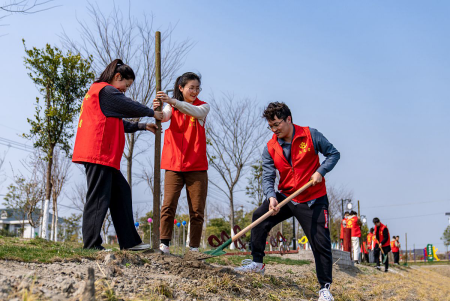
left=1, top=1, right=449, bottom=251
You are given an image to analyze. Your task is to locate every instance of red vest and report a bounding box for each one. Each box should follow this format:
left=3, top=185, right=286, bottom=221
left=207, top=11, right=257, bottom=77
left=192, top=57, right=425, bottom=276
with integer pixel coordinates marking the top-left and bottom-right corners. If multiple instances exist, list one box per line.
left=374, top=223, right=390, bottom=248
left=161, top=98, right=208, bottom=172
left=72, top=82, right=125, bottom=170
left=391, top=240, right=399, bottom=252
left=346, top=216, right=361, bottom=237
left=362, top=241, right=369, bottom=254
left=367, top=233, right=374, bottom=250
left=267, top=125, right=327, bottom=203
left=340, top=219, right=345, bottom=239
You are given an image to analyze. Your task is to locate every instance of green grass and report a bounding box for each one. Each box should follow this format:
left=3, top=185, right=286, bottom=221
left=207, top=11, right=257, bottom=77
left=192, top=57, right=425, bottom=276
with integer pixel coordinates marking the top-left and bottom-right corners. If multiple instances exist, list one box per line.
left=0, top=237, right=100, bottom=263
left=205, top=254, right=310, bottom=266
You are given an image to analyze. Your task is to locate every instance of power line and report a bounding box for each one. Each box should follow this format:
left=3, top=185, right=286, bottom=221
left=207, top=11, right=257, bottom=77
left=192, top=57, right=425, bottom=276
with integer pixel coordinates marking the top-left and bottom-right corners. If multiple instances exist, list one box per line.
left=0, top=136, right=34, bottom=153
left=383, top=212, right=443, bottom=221
left=364, top=199, right=450, bottom=209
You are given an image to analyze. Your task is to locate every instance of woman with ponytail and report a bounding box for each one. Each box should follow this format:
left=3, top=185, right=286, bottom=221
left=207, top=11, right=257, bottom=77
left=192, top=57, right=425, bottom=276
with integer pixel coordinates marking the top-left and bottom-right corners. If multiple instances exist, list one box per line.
left=73, top=59, right=163, bottom=250
left=153, top=72, right=209, bottom=254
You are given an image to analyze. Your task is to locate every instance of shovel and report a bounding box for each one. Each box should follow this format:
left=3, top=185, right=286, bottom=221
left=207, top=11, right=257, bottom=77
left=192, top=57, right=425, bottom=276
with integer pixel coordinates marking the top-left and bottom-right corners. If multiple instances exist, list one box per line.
left=188, top=180, right=314, bottom=260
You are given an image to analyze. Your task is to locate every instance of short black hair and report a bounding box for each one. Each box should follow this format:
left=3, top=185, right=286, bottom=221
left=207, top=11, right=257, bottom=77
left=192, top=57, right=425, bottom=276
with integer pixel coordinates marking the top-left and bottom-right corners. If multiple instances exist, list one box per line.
left=370, top=228, right=374, bottom=233
left=344, top=211, right=349, bottom=215
left=262, top=102, right=292, bottom=121
left=373, top=217, right=380, bottom=224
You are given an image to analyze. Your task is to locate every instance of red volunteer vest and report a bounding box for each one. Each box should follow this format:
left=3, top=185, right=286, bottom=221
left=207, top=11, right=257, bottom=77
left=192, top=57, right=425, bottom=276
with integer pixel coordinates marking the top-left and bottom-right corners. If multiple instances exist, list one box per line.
left=347, top=216, right=361, bottom=237
left=374, top=223, right=390, bottom=248
left=391, top=240, right=399, bottom=252
left=161, top=98, right=208, bottom=172
left=340, top=220, right=345, bottom=239
left=362, top=241, right=369, bottom=254
left=267, top=125, right=327, bottom=203
left=72, top=82, right=125, bottom=170
left=367, top=233, right=374, bottom=250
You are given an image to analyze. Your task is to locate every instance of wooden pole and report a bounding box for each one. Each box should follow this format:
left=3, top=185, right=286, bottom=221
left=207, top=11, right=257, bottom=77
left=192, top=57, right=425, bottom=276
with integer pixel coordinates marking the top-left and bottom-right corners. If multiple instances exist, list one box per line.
left=405, top=232, right=408, bottom=265
left=357, top=200, right=360, bottom=216
left=152, top=31, right=162, bottom=250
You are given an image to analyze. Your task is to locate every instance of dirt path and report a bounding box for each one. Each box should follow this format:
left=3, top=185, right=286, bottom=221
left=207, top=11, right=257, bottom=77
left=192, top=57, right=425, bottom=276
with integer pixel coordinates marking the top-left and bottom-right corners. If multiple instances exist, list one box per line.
left=1, top=253, right=449, bottom=300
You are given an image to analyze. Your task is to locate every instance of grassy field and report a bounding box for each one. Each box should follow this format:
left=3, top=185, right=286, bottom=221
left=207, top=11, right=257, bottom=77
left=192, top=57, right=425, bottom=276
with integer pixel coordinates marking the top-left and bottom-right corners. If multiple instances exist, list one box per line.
left=1, top=236, right=450, bottom=300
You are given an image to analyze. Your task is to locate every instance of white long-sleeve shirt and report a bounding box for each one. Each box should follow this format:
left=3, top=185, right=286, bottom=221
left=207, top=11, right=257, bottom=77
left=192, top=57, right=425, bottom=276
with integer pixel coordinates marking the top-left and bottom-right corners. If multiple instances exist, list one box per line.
left=159, top=99, right=210, bottom=126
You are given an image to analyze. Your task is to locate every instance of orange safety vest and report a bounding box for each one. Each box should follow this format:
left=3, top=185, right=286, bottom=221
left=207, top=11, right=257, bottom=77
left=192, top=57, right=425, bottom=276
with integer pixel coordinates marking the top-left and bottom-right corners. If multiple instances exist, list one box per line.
left=161, top=98, right=208, bottom=172
left=361, top=241, right=369, bottom=254
left=267, top=125, right=327, bottom=203
left=72, top=82, right=125, bottom=170
left=374, top=223, right=390, bottom=248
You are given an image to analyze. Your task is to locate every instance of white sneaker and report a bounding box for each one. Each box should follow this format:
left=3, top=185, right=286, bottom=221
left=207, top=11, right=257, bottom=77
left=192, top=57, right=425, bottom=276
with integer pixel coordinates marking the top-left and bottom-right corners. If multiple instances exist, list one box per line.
left=159, top=243, right=170, bottom=254
left=318, top=284, right=334, bottom=301
left=189, top=247, right=199, bottom=252
left=127, top=243, right=151, bottom=251
left=234, top=259, right=265, bottom=275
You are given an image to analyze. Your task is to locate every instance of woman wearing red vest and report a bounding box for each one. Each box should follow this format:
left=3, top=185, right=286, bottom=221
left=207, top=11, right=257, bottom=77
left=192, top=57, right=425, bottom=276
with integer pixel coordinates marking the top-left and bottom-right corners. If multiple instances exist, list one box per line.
left=73, top=59, right=163, bottom=250
left=152, top=72, right=209, bottom=254
left=348, top=210, right=362, bottom=264
left=391, top=236, right=400, bottom=264
left=235, top=102, right=340, bottom=301
left=373, top=217, right=391, bottom=272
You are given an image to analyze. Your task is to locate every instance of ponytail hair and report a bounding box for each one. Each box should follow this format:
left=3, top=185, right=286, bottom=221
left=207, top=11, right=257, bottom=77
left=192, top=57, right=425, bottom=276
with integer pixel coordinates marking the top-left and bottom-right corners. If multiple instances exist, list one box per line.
left=95, top=59, right=136, bottom=83
left=172, top=72, right=201, bottom=101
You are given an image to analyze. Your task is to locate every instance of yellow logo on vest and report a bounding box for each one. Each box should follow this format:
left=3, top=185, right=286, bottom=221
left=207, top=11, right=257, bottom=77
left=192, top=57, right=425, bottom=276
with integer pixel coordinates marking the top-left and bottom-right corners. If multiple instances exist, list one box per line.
left=299, top=142, right=310, bottom=154
left=189, top=116, right=196, bottom=126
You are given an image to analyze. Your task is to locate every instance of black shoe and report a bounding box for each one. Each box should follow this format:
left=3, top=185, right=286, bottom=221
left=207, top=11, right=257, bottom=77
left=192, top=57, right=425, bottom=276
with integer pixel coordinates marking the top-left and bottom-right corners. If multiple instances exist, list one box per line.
left=384, top=270, right=388, bottom=273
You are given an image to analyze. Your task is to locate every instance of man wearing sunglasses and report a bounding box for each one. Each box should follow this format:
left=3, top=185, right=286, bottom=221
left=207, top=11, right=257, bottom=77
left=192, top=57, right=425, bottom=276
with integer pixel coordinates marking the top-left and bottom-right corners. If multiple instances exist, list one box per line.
left=235, top=102, right=340, bottom=301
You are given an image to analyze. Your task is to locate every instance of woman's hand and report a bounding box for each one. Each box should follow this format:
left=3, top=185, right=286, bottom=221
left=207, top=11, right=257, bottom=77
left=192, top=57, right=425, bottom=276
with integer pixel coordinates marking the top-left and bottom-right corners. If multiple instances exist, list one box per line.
left=154, top=111, right=163, bottom=120
left=156, top=91, right=176, bottom=105
left=146, top=123, right=162, bottom=134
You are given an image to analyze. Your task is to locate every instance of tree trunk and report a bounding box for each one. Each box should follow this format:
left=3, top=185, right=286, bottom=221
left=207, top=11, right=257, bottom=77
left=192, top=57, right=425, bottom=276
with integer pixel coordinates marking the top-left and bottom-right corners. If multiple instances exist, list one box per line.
left=126, top=132, right=135, bottom=192
left=54, top=203, right=58, bottom=242
left=50, top=203, right=55, bottom=240
left=229, top=191, right=235, bottom=250
left=41, top=146, right=54, bottom=239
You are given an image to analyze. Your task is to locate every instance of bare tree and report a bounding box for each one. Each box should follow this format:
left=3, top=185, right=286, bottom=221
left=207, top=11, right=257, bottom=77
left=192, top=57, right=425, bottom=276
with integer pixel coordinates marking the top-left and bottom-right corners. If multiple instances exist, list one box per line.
left=60, top=3, right=193, bottom=190
left=206, top=95, right=268, bottom=248
left=49, top=148, right=71, bottom=241
left=327, top=184, right=354, bottom=219
left=68, top=180, right=113, bottom=244
left=1, top=0, right=55, bottom=14
left=138, top=156, right=164, bottom=204
left=1, top=0, right=58, bottom=36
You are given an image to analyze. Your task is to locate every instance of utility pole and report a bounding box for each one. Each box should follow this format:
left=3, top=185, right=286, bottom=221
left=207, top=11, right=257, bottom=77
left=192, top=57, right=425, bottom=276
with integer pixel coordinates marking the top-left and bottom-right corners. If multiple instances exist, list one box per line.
left=405, top=233, right=408, bottom=265
left=341, top=199, right=344, bottom=219
left=152, top=31, right=162, bottom=250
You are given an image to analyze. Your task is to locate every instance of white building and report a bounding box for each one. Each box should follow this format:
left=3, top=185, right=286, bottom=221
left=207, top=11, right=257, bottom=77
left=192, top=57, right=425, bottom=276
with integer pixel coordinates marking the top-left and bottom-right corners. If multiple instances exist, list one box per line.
left=0, top=208, right=64, bottom=239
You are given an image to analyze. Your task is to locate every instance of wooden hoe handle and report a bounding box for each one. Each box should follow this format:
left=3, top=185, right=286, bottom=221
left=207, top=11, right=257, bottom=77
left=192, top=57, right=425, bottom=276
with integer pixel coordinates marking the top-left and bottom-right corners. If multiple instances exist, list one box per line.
left=232, top=180, right=314, bottom=242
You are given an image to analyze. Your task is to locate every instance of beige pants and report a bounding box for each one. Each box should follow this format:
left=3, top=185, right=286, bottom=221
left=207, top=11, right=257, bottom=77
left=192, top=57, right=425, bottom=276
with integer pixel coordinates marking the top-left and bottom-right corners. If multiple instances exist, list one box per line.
left=160, top=170, right=208, bottom=247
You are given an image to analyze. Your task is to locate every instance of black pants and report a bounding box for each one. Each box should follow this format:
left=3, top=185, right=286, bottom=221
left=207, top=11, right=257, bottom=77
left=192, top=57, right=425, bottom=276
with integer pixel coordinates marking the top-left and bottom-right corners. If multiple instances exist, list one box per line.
left=82, top=163, right=142, bottom=249
left=364, top=253, right=369, bottom=263
left=251, top=193, right=332, bottom=287
left=393, top=252, right=400, bottom=264
left=374, top=246, right=390, bottom=271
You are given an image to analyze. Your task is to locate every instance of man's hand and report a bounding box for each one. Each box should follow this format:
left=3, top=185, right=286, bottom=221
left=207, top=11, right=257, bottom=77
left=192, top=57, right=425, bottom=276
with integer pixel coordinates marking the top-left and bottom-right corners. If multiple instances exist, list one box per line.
left=269, top=197, right=280, bottom=216
left=153, top=111, right=163, bottom=120
left=145, top=123, right=162, bottom=134
left=311, top=171, right=323, bottom=186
